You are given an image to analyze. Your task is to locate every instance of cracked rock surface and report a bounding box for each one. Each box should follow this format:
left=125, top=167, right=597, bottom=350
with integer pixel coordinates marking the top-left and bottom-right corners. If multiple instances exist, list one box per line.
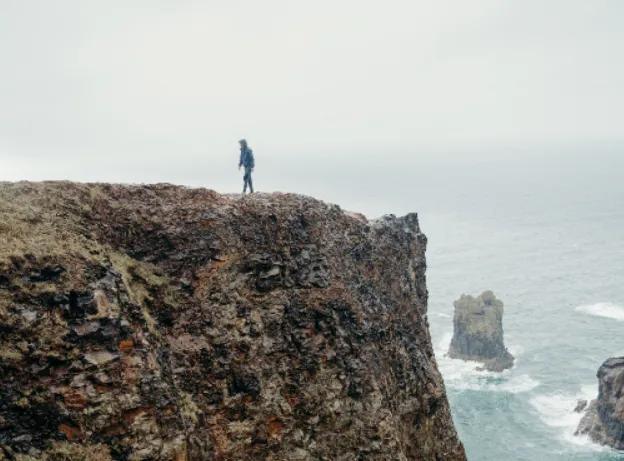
left=0, top=182, right=465, bottom=461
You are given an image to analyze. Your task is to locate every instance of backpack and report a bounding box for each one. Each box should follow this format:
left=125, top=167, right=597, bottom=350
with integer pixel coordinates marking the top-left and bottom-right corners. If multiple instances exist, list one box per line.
left=246, top=149, right=255, bottom=169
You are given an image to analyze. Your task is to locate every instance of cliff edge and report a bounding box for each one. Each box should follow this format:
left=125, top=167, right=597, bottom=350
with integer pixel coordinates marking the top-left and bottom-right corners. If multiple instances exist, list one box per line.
left=0, top=182, right=465, bottom=461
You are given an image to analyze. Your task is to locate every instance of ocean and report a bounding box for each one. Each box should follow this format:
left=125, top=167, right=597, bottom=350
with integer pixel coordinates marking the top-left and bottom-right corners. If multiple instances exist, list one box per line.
left=416, top=152, right=624, bottom=460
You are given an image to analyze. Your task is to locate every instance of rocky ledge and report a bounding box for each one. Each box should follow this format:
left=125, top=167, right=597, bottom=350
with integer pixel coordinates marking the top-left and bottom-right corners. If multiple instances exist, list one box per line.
left=576, top=357, right=624, bottom=450
left=448, top=291, right=514, bottom=372
left=0, top=182, right=465, bottom=461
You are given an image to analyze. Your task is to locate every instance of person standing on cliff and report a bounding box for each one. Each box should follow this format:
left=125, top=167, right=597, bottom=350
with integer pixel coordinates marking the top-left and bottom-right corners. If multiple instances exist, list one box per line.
left=238, top=139, right=255, bottom=195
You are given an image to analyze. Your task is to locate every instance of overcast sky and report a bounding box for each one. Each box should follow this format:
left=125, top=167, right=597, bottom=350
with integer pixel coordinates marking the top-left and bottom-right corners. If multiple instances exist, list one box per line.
left=1, top=0, right=623, bottom=208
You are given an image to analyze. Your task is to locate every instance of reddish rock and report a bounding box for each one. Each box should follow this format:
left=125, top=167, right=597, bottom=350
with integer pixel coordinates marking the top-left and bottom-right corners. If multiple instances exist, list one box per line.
left=63, top=390, right=88, bottom=410
left=118, top=339, right=134, bottom=353
left=58, top=423, right=83, bottom=441
left=0, top=181, right=465, bottom=460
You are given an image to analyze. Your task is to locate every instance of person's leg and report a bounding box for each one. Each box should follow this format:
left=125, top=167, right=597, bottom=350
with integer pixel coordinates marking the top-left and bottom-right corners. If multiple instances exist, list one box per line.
left=243, top=172, right=248, bottom=194
left=249, top=172, right=254, bottom=193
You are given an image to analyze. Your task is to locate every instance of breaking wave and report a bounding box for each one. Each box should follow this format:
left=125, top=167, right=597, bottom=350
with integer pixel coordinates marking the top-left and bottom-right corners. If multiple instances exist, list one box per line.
left=435, top=332, right=539, bottom=393
left=529, top=385, right=605, bottom=450
left=576, top=302, right=624, bottom=321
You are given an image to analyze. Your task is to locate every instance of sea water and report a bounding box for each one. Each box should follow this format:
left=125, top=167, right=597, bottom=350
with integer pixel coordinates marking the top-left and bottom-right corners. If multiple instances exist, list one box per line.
left=417, top=153, right=624, bottom=460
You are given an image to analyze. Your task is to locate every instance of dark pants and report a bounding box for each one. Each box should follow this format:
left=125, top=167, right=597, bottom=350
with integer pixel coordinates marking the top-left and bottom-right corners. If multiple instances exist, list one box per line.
left=243, top=167, right=254, bottom=194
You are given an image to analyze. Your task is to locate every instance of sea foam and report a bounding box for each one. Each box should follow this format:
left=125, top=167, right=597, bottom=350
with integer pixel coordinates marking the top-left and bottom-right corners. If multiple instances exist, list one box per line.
left=435, top=332, right=539, bottom=393
left=529, top=385, right=605, bottom=450
left=575, top=302, right=624, bottom=321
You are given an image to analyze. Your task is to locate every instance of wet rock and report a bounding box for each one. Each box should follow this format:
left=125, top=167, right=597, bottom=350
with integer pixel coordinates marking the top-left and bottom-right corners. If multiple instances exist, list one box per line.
left=448, top=291, right=514, bottom=372
left=0, top=182, right=465, bottom=461
left=576, top=357, right=624, bottom=449
left=574, top=399, right=588, bottom=413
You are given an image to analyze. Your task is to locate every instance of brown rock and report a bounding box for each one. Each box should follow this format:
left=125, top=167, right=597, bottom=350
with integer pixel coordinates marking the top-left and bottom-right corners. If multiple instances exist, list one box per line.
left=0, top=182, right=465, bottom=460
left=118, top=339, right=134, bottom=353
left=58, top=423, right=83, bottom=441
left=63, top=389, right=88, bottom=410
left=266, top=416, right=286, bottom=441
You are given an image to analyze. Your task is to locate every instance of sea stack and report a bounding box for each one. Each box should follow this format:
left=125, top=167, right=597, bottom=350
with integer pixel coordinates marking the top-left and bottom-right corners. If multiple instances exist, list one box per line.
left=0, top=182, right=466, bottom=461
left=448, top=291, right=514, bottom=372
left=576, top=357, right=624, bottom=450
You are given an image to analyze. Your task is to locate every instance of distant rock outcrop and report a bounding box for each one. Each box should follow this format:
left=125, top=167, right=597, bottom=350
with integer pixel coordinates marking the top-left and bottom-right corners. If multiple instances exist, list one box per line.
left=0, top=182, right=466, bottom=461
left=448, top=291, right=514, bottom=372
left=576, top=357, right=624, bottom=450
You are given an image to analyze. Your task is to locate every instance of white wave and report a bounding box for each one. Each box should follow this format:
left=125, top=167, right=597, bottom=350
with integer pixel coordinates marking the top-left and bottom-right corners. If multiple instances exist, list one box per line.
left=434, top=332, right=538, bottom=393
left=507, top=342, right=524, bottom=357
left=438, top=356, right=539, bottom=393
left=496, top=374, right=540, bottom=393
left=436, top=332, right=454, bottom=352
left=530, top=393, right=586, bottom=428
left=576, top=302, right=624, bottom=321
left=529, top=385, right=606, bottom=451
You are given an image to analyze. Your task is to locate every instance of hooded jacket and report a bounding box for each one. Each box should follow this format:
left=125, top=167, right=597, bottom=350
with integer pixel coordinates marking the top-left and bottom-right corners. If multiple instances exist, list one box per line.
left=239, top=147, right=255, bottom=169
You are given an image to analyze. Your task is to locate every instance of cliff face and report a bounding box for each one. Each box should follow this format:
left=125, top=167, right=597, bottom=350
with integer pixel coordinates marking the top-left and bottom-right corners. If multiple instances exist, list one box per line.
left=0, top=182, right=465, bottom=461
left=576, top=357, right=624, bottom=450
left=448, top=291, right=514, bottom=372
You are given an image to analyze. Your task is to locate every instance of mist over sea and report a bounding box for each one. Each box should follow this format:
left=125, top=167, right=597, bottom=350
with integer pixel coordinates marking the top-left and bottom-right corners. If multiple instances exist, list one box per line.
left=415, top=152, right=624, bottom=460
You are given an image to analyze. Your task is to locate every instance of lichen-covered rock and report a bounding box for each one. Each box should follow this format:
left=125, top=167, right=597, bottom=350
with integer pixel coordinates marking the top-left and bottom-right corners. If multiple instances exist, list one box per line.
left=576, top=357, right=624, bottom=450
left=0, top=182, right=465, bottom=461
left=448, top=291, right=514, bottom=372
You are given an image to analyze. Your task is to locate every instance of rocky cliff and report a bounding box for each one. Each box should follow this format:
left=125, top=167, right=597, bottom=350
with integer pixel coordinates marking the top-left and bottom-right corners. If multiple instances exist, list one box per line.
left=576, top=357, right=624, bottom=450
left=448, top=291, right=514, bottom=372
left=0, top=182, right=465, bottom=461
